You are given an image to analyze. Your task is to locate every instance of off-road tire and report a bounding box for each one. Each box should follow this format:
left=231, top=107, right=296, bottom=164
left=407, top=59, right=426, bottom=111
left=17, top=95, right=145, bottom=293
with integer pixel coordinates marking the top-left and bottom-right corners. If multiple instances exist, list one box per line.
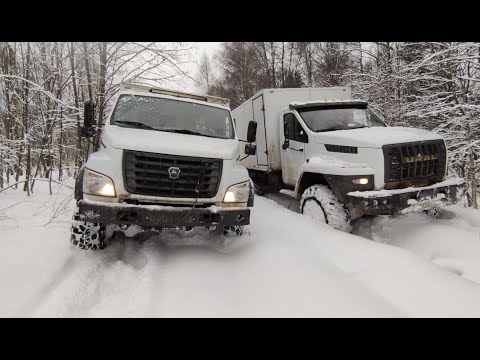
left=253, top=183, right=281, bottom=196
left=71, top=215, right=107, bottom=250
left=253, top=183, right=264, bottom=196
left=300, top=184, right=352, bottom=232
left=209, top=225, right=245, bottom=236
left=223, top=225, right=245, bottom=236
left=424, top=208, right=440, bottom=218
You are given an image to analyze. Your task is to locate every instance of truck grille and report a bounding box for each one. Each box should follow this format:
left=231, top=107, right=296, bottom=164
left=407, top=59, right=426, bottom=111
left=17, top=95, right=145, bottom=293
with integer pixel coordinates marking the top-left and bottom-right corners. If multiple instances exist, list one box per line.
left=383, top=140, right=446, bottom=189
left=124, top=151, right=222, bottom=198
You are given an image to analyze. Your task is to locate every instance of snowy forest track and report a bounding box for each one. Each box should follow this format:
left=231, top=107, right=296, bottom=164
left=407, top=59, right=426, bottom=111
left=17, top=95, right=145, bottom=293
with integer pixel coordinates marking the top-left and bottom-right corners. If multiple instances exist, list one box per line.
left=2, top=183, right=480, bottom=317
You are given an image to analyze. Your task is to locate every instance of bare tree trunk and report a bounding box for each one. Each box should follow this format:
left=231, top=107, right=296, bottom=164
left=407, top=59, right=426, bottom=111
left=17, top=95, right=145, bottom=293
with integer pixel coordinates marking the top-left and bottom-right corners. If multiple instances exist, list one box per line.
left=466, top=121, right=478, bottom=209
left=270, top=42, right=276, bottom=88
left=82, top=42, right=95, bottom=164
left=0, top=138, right=3, bottom=188
left=281, top=42, right=285, bottom=87
left=22, top=43, right=31, bottom=196
left=58, top=108, right=63, bottom=181
left=94, top=42, right=107, bottom=151
left=83, top=42, right=93, bottom=101
left=69, top=42, right=82, bottom=171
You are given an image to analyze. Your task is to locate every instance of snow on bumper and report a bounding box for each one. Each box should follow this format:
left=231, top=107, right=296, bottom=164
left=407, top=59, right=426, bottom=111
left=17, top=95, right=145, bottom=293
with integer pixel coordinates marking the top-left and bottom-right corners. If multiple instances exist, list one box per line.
left=346, top=178, right=465, bottom=216
left=77, top=200, right=250, bottom=227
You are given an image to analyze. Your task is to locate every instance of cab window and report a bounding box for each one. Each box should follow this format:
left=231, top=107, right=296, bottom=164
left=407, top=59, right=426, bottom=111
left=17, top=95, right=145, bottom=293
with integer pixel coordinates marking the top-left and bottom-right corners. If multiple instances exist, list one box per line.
left=284, top=113, right=308, bottom=143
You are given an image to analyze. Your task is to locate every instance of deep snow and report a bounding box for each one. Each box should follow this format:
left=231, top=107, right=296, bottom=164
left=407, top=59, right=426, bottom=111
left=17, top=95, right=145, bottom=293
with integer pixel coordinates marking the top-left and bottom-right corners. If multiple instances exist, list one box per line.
left=1, top=180, right=480, bottom=317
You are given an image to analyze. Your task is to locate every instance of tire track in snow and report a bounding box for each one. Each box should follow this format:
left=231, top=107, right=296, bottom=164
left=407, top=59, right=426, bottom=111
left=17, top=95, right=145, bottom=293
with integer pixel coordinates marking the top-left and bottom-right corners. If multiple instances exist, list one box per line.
left=18, top=254, right=77, bottom=317
left=30, top=239, right=134, bottom=317
left=87, top=236, right=169, bottom=317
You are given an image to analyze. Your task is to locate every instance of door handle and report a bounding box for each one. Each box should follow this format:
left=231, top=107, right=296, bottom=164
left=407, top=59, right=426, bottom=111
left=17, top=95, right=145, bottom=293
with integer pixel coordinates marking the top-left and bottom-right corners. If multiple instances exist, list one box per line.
left=289, top=147, right=303, bottom=152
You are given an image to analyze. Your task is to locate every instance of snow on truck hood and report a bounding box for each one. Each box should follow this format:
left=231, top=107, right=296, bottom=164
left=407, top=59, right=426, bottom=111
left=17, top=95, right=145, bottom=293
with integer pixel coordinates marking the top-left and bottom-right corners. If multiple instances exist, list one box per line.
left=103, top=125, right=239, bottom=160
left=314, top=126, right=443, bottom=148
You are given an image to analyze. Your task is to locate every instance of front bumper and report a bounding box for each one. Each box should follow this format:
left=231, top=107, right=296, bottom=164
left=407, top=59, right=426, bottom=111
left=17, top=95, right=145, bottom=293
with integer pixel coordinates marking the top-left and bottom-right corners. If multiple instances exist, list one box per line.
left=346, top=178, right=465, bottom=216
left=77, top=200, right=250, bottom=228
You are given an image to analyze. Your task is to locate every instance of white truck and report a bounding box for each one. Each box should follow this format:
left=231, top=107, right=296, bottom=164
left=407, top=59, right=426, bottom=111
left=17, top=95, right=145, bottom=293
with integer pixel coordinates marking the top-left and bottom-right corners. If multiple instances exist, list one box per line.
left=233, top=87, right=465, bottom=232
left=71, top=83, right=254, bottom=250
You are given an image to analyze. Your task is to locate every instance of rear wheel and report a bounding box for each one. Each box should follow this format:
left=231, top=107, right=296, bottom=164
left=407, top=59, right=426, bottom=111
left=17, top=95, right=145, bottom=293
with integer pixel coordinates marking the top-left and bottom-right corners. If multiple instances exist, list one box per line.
left=300, top=184, right=352, bottom=232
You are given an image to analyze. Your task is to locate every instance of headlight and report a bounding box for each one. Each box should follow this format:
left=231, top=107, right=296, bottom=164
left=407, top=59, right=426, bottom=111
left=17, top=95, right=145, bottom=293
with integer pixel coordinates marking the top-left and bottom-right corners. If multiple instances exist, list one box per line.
left=83, top=168, right=116, bottom=197
left=223, top=181, right=250, bottom=203
left=352, top=178, right=369, bottom=185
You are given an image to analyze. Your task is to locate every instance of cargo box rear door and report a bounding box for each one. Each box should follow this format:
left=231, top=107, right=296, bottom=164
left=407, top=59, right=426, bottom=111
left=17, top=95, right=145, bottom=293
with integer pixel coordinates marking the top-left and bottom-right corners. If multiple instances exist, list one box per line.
left=252, top=94, right=268, bottom=166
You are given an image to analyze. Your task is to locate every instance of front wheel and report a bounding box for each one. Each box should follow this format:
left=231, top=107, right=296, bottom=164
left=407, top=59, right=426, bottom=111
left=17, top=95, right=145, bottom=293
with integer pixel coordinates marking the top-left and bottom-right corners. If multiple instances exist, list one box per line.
left=300, top=184, right=352, bottom=232
left=424, top=208, right=440, bottom=218
left=209, top=225, right=245, bottom=236
left=70, top=213, right=107, bottom=250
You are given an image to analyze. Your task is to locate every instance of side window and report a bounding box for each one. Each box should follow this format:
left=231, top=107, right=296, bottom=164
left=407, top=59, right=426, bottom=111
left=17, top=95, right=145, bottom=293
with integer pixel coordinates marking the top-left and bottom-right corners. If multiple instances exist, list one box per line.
left=284, top=113, right=295, bottom=140
left=284, top=113, right=308, bottom=143
left=294, top=118, right=308, bottom=143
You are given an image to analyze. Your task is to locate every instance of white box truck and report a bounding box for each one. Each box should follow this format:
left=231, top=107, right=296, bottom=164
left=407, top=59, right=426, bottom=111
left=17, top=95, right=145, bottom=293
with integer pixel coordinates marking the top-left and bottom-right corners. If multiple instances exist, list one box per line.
left=233, top=87, right=465, bottom=232
left=71, top=83, right=254, bottom=250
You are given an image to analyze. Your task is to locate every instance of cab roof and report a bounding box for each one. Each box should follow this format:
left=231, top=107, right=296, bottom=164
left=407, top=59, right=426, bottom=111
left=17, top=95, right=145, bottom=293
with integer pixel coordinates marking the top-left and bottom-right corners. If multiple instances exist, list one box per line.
left=118, top=82, right=230, bottom=110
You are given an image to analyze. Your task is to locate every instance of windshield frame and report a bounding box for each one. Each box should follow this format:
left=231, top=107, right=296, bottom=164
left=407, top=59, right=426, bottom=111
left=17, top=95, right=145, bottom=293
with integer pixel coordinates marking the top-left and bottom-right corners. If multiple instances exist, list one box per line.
left=296, top=104, right=386, bottom=133
left=109, top=93, right=236, bottom=140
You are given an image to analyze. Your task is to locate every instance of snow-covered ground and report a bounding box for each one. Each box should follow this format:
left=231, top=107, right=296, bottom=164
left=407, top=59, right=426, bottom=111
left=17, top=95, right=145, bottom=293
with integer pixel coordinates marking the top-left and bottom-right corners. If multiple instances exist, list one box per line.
left=1, top=180, right=480, bottom=317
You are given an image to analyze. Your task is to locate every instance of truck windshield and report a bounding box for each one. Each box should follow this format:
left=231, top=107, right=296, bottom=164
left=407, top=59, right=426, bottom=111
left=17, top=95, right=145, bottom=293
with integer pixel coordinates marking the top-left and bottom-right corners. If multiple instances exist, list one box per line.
left=111, top=94, right=235, bottom=139
left=297, top=105, right=386, bottom=132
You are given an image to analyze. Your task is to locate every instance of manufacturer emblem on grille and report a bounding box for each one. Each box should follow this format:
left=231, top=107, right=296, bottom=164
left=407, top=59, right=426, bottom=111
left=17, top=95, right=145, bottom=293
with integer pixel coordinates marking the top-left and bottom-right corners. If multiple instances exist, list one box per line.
left=168, top=167, right=181, bottom=179
left=404, top=154, right=438, bottom=163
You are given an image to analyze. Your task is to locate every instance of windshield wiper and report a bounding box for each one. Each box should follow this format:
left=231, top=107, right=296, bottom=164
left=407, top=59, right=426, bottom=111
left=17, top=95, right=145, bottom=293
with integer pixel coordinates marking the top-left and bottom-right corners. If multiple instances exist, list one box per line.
left=161, top=129, right=218, bottom=138
left=115, top=123, right=220, bottom=138
left=348, top=125, right=368, bottom=129
left=317, top=127, right=348, bottom=132
left=116, top=121, right=156, bottom=130
left=318, top=125, right=368, bottom=132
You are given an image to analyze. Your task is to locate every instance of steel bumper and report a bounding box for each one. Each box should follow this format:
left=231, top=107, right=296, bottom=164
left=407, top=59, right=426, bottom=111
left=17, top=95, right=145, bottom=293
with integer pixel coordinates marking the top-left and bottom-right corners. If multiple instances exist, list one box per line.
left=347, top=179, right=465, bottom=216
left=77, top=200, right=250, bottom=227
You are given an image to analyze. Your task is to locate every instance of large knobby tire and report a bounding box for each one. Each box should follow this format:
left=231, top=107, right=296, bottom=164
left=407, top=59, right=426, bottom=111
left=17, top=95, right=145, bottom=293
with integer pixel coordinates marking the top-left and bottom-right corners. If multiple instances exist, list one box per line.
left=210, top=225, right=245, bottom=236
left=71, top=215, right=107, bottom=250
left=300, top=184, right=352, bottom=232
left=223, top=225, right=245, bottom=236
left=424, top=208, right=440, bottom=218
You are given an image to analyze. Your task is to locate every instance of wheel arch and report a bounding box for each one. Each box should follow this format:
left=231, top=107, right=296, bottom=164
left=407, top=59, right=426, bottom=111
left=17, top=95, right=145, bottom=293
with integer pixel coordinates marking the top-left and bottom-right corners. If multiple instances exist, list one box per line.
left=294, top=172, right=330, bottom=199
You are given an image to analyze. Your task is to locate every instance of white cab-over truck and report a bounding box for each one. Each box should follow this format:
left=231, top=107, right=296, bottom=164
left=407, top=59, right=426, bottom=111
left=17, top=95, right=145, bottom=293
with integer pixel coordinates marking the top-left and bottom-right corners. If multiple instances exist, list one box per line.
left=233, top=87, right=465, bottom=232
left=72, top=83, right=254, bottom=250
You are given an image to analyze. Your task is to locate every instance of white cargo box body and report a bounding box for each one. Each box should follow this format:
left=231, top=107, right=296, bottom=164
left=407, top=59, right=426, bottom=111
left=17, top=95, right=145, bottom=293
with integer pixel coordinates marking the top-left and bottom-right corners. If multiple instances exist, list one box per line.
left=233, top=87, right=352, bottom=172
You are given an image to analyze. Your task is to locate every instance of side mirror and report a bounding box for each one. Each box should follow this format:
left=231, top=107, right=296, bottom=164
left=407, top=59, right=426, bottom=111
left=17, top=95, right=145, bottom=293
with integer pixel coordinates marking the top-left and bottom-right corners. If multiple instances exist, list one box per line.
left=82, top=101, right=95, bottom=138
left=283, top=120, right=290, bottom=150
left=247, top=120, right=257, bottom=143
left=245, top=143, right=257, bottom=156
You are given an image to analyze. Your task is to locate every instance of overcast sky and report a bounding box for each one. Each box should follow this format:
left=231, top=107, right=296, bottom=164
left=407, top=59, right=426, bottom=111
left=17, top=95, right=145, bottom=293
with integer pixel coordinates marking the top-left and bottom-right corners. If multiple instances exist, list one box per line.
left=179, top=42, right=221, bottom=93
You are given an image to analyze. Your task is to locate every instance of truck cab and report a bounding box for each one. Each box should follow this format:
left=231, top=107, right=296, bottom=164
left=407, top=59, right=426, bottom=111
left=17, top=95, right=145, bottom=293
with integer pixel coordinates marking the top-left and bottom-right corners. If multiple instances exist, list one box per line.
left=280, top=100, right=387, bottom=189
left=71, top=83, right=254, bottom=250
left=233, top=88, right=465, bottom=232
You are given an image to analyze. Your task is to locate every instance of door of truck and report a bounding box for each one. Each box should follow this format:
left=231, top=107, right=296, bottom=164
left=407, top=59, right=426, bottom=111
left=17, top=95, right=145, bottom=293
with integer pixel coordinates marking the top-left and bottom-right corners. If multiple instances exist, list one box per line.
left=252, top=95, right=268, bottom=166
left=280, top=112, right=307, bottom=186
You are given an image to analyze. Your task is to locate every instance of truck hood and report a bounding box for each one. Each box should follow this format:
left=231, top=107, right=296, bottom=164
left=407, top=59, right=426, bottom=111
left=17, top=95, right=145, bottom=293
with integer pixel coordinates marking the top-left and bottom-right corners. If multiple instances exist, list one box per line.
left=314, top=126, right=443, bottom=148
left=103, top=125, right=239, bottom=160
